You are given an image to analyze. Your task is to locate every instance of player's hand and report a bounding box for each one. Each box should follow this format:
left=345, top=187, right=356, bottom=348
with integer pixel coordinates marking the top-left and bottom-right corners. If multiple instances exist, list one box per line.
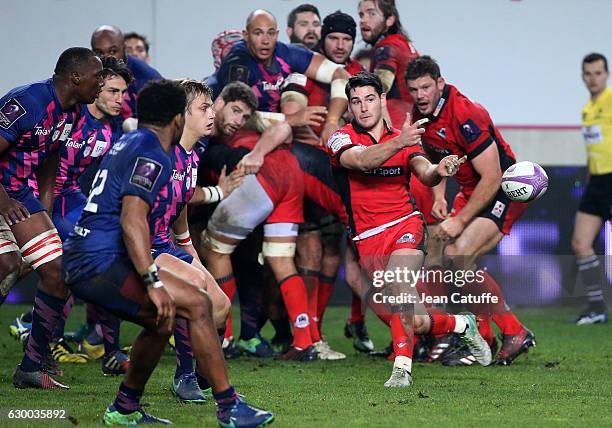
left=437, top=155, right=466, bottom=177
left=237, top=149, right=265, bottom=174
left=398, top=113, right=428, bottom=148
left=435, top=217, right=466, bottom=241
left=287, top=106, right=328, bottom=128
left=218, top=165, right=245, bottom=196
left=148, top=285, right=175, bottom=333
left=0, top=197, right=31, bottom=226
left=431, top=198, right=449, bottom=221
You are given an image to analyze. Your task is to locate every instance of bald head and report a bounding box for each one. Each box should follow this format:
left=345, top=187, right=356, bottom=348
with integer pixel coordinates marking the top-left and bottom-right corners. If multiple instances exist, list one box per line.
left=91, top=25, right=125, bottom=60
left=245, top=9, right=277, bottom=31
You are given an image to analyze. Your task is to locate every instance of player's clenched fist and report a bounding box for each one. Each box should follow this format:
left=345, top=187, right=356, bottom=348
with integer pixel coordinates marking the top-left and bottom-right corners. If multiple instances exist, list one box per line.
left=148, top=285, right=175, bottom=333
left=398, top=113, right=428, bottom=148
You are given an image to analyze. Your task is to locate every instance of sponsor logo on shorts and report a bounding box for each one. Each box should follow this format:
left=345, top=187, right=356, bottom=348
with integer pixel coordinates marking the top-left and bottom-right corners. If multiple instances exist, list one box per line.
left=396, top=233, right=416, bottom=244
left=295, top=313, right=310, bottom=328
left=491, top=201, right=506, bottom=218
left=130, top=157, right=163, bottom=192
left=0, top=98, right=26, bottom=129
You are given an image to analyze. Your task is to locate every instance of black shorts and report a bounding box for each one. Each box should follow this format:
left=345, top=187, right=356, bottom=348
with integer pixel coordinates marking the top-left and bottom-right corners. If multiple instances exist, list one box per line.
left=578, top=173, right=612, bottom=220
left=300, top=198, right=341, bottom=233
left=67, top=258, right=146, bottom=318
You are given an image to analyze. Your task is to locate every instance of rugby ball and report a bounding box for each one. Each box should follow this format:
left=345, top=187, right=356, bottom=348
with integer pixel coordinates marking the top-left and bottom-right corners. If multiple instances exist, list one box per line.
left=501, top=161, right=548, bottom=202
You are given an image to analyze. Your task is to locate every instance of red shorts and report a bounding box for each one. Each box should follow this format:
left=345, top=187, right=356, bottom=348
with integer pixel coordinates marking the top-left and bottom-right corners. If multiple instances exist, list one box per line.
left=258, top=149, right=304, bottom=224
left=451, top=188, right=528, bottom=235
left=409, top=175, right=436, bottom=225
left=354, top=215, right=425, bottom=277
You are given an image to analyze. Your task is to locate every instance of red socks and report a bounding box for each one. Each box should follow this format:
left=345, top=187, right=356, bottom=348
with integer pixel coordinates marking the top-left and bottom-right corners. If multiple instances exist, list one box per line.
left=217, top=274, right=237, bottom=340
left=316, top=274, right=335, bottom=330
left=349, top=292, right=365, bottom=323
left=300, top=269, right=321, bottom=343
left=391, top=314, right=413, bottom=358
left=279, top=274, right=313, bottom=349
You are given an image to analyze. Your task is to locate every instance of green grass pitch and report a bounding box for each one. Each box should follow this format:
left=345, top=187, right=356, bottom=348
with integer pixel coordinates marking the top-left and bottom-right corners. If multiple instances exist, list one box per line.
left=0, top=304, right=610, bottom=427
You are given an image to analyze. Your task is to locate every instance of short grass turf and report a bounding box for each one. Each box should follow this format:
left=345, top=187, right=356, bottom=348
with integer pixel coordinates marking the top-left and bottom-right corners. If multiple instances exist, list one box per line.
left=0, top=305, right=610, bottom=427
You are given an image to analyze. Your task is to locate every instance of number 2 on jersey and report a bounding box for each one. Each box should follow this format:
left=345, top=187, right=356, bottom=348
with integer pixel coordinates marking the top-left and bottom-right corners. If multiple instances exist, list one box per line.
left=84, top=169, right=108, bottom=213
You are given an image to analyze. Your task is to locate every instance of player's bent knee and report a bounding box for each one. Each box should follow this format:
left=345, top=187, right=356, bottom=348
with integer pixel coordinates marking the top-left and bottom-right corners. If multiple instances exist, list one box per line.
left=262, top=241, right=297, bottom=258
left=0, top=251, right=21, bottom=277
left=571, top=237, right=592, bottom=256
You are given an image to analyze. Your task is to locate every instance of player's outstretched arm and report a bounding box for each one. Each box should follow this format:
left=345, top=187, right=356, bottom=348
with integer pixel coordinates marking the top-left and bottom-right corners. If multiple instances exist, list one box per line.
left=237, top=122, right=292, bottom=174
left=410, top=155, right=466, bottom=187
left=452, top=144, right=501, bottom=225
left=337, top=141, right=404, bottom=172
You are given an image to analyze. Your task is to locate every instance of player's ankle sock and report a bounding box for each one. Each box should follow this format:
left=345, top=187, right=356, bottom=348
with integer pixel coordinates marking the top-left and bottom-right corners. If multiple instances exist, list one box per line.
left=349, top=292, right=365, bottom=323
left=477, top=316, right=495, bottom=346
left=22, top=310, right=33, bottom=324
left=99, top=309, right=121, bottom=355
left=391, top=314, right=413, bottom=358
left=270, top=316, right=292, bottom=340
left=173, top=317, right=194, bottom=379
left=239, top=299, right=260, bottom=341
left=113, top=382, right=143, bottom=415
left=428, top=314, right=457, bottom=335
left=217, top=274, right=236, bottom=339
left=279, top=274, right=312, bottom=349
left=317, top=274, right=335, bottom=330
left=492, top=312, right=523, bottom=335
left=577, top=255, right=607, bottom=312
left=20, top=289, right=67, bottom=372
left=217, top=328, right=226, bottom=344
left=393, top=355, right=412, bottom=373
left=213, top=385, right=238, bottom=411
left=299, top=268, right=321, bottom=342
left=52, top=295, right=74, bottom=341
left=195, top=367, right=211, bottom=390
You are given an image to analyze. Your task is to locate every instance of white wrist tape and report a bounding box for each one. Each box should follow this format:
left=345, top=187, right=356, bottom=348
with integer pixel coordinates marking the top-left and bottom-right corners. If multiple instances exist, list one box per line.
left=256, top=111, right=286, bottom=129
left=201, top=186, right=224, bottom=204
left=315, top=59, right=342, bottom=84
left=331, top=78, right=349, bottom=100
left=174, top=230, right=192, bottom=246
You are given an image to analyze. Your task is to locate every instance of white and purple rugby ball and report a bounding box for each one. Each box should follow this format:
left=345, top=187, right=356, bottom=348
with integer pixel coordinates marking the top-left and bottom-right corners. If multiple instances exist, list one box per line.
left=501, top=161, right=548, bottom=202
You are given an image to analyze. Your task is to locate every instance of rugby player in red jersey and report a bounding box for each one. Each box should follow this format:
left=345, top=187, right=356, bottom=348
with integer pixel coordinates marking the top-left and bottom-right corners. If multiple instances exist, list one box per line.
left=327, top=71, right=491, bottom=386
left=281, top=10, right=366, bottom=358
left=358, top=0, right=436, bottom=229
left=406, top=56, right=536, bottom=365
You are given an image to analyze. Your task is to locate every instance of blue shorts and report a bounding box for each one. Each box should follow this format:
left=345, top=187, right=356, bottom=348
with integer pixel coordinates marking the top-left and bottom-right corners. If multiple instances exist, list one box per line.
left=52, top=190, right=87, bottom=241
left=7, top=187, right=46, bottom=215
left=66, top=257, right=145, bottom=318
left=151, top=242, right=194, bottom=264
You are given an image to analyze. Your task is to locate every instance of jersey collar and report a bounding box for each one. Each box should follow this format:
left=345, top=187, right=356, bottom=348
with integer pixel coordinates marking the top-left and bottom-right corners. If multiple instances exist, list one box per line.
left=429, top=84, right=451, bottom=120
left=352, top=118, right=393, bottom=135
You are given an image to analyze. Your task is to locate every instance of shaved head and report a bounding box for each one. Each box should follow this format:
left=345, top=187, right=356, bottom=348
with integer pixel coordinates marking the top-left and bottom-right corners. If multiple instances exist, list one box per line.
left=91, top=25, right=125, bottom=60
left=245, top=9, right=277, bottom=31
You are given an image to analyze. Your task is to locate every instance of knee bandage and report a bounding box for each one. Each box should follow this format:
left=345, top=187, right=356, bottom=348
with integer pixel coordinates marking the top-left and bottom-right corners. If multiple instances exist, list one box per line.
left=0, top=217, right=19, bottom=255
left=261, top=241, right=297, bottom=258
left=20, top=228, right=62, bottom=269
left=201, top=230, right=237, bottom=255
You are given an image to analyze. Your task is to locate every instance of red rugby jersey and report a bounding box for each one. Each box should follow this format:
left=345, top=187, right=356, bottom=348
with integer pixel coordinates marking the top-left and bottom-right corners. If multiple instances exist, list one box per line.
left=370, top=33, right=419, bottom=128
left=414, top=84, right=516, bottom=197
left=326, top=120, right=424, bottom=238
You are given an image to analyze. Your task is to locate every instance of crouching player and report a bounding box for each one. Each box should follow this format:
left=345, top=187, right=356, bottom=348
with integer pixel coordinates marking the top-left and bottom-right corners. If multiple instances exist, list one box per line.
left=327, top=72, right=491, bottom=387
left=151, top=79, right=242, bottom=403
left=62, top=80, right=273, bottom=426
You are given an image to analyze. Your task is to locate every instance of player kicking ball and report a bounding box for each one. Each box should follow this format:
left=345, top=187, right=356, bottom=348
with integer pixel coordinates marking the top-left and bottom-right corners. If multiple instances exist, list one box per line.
left=62, top=80, right=273, bottom=427
left=327, top=72, right=491, bottom=387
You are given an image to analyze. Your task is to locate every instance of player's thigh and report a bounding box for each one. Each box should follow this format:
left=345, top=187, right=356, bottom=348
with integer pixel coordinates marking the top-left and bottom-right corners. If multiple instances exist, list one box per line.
left=158, top=267, right=212, bottom=319
left=571, top=211, right=603, bottom=255
left=296, top=231, right=322, bottom=269
left=446, top=217, right=503, bottom=266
